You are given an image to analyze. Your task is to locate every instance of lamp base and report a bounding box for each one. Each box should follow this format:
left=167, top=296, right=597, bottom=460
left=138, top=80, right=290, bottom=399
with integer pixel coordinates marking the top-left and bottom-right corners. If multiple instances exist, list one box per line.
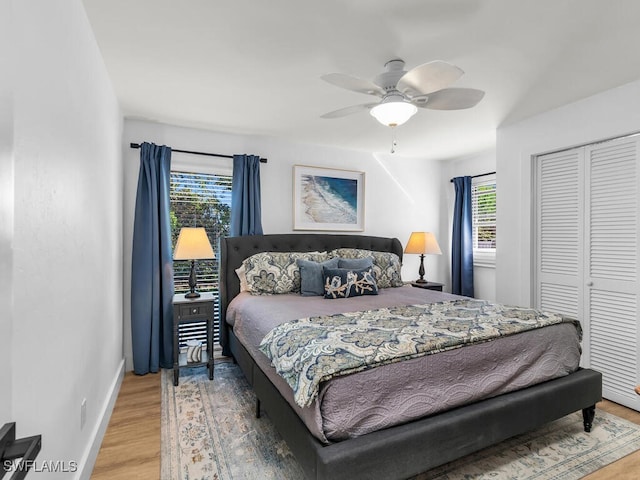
left=415, top=254, right=427, bottom=284
left=185, top=259, right=201, bottom=299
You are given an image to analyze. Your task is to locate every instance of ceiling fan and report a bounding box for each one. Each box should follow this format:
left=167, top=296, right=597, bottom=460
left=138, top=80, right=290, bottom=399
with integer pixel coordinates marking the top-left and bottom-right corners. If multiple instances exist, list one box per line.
left=320, top=59, right=485, bottom=128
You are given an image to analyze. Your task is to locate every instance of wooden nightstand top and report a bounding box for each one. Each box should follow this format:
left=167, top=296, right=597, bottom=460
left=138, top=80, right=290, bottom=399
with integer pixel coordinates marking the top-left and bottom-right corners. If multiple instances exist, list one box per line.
left=173, top=292, right=215, bottom=304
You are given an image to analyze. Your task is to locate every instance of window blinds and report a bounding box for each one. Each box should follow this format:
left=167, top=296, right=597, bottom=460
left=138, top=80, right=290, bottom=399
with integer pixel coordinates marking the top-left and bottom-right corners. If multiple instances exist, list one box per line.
left=170, top=170, right=233, bottom=344
left=471, top=180, right=496, bottom=251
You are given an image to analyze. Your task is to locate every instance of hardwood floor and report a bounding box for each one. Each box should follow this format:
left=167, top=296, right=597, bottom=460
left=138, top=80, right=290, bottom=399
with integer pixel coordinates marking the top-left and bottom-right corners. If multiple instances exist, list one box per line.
left=91, top=371, right=160, bottom=480
left=583, top=400, right=640, bottom=480
left=91, top=372, right=640, bottom=479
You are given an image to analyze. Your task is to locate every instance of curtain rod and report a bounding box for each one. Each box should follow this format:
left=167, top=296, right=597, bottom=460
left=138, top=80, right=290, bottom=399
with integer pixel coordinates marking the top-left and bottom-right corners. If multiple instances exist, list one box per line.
left=449, top=171, right=495, bottom=183
left=129, top=142, right=267, bottom=163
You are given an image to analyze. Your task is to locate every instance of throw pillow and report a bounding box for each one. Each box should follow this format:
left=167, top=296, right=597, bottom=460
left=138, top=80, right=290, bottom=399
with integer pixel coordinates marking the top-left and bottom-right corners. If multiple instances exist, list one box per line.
left=297, top=257, right=340, bottom=296
left=329, top=248, right=404, bottom=288
left=338, top=257, right=374, bottom=270
left=323, top=266, right=378, bottom=299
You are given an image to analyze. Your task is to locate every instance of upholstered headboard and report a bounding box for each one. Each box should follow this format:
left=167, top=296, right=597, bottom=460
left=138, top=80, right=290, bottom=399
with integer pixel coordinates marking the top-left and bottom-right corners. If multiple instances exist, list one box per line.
left=218, top=234, right=403, bottom=354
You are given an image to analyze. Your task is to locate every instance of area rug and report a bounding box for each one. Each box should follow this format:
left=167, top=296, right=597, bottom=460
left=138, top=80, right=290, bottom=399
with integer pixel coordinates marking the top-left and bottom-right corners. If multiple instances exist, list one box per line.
left=162, top=361, right=640, bottom=480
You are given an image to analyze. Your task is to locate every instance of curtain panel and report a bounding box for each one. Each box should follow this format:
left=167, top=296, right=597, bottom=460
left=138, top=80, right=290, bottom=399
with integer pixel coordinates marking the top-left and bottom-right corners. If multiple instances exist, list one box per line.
left=451, top=176, right=474, bottom=297
left=131, top=142, right=174, bottom=374
left=230, top=154, right=263, bottom=236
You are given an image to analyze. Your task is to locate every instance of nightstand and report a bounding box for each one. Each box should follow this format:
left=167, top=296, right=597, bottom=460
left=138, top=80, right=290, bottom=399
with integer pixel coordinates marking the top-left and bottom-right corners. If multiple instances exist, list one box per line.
left=173, top=292, right=215, bottom=386
left=410, top=281, right=444, bottom=292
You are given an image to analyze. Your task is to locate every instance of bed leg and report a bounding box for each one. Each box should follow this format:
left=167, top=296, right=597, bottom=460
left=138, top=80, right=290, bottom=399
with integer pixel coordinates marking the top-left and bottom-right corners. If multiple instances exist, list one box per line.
left=255, top=398, right=261, bottom=419
left=582, top=405, right=596, bottom=432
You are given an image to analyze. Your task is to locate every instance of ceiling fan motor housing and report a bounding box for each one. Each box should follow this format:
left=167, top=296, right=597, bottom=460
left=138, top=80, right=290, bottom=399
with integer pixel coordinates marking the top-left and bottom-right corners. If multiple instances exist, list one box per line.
left=374, top=59, right=408, bottom=92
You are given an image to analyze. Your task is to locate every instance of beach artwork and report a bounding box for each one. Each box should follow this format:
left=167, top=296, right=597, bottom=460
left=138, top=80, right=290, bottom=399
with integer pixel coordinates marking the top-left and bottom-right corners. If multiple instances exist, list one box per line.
left=293, top=166, right=364, bottom=231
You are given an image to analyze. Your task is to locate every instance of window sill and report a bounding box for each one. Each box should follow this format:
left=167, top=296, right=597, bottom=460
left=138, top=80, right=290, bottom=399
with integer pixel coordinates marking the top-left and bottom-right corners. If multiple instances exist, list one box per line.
left=474, top=261, right=496, bottom=269
left=473, top=251, right=495, bottom=269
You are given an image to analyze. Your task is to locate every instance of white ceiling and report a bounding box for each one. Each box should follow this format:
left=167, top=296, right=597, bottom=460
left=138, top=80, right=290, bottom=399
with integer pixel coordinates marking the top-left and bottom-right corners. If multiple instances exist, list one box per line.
left=82, top=0, right=640, bottom=159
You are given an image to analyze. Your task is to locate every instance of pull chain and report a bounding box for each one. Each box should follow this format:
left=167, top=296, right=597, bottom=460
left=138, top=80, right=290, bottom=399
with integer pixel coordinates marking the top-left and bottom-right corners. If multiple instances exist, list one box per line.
left=390, top=126, right=397, bottom=154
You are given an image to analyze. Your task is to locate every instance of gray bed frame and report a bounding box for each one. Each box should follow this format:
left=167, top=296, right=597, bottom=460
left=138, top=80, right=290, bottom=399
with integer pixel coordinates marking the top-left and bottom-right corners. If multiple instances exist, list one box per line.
left=219, top=233, right=602, bottom=480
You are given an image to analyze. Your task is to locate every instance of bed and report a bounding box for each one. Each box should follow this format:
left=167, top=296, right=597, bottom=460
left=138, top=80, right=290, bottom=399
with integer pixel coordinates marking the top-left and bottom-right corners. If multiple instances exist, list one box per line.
left=219, top=233, right=602, bottom=480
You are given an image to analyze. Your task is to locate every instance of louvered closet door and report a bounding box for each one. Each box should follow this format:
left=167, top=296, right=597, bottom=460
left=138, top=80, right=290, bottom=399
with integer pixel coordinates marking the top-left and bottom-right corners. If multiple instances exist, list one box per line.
left=535, top=148, right=584, bottom=322
left=585, top=137, right=640, bottom=410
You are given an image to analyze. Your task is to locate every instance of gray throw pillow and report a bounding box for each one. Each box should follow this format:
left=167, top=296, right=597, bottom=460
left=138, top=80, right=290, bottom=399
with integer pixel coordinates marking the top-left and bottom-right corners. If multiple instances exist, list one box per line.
left=338, top=257, right=374, bottom=270
left=297, top=257, right=340, bottom=296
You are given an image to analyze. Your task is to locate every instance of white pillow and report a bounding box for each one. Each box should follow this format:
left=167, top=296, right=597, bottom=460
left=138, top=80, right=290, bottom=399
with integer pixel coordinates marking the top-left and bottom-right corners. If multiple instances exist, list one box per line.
left=235, top=265, right=251, bottom=293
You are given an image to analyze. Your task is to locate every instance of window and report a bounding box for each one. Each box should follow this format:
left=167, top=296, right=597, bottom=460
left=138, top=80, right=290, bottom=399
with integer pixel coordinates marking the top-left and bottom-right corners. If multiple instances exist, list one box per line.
left=170, top=170, right=232, bottom=344
left=472, top=177, right=496, bottom=265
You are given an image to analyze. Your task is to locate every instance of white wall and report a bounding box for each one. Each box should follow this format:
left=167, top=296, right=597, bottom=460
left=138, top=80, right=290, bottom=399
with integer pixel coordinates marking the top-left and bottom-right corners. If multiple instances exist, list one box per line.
left=122, top=119, right=445, bottom=369
left=0, top=0, right=14, bottom=424
left=440, top=149, right=497, bottom=301
left=496, top=78, right=640, bottom=306
left=7, top=1, right=124, bottom=478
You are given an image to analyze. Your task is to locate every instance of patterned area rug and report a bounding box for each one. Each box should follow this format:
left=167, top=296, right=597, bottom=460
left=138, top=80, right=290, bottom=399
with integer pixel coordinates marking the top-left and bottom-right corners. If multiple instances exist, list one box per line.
left=162, top=361, right=640, bottom=480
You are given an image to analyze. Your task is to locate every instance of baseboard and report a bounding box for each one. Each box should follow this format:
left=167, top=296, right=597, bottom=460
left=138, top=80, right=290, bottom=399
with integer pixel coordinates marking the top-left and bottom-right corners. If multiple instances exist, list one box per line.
left=75, top=358, right=125, bottom=480
left=124, top=352, right=134, bottom=372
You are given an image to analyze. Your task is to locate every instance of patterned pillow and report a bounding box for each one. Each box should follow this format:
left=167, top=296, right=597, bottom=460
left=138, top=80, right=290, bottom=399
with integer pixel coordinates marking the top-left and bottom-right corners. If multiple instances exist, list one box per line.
left=242, top=251, right=329, bottom=294
left=329, top=248, right=403, bottom=288
left=323, top=266, right=378, bottom=299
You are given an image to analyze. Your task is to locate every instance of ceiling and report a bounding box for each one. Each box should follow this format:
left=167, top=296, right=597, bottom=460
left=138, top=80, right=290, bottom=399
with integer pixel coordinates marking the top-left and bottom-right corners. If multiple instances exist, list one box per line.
left=82, top=0, right=640, bottom=160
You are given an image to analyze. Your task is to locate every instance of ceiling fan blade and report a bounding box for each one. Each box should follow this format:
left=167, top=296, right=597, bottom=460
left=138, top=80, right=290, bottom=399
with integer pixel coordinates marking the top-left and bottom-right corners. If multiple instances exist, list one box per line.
left=321, top=73, right=385, bottom=96
left=320, top=103, right=378, bottom=119
left=412, top=88, right=485, bottom=110
left=397, top=60, right=464, bottom=95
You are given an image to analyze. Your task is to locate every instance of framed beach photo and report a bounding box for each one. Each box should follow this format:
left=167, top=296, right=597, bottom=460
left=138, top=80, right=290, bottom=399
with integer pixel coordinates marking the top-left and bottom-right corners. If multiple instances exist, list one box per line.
left=293, top=165, right=365, bottom=231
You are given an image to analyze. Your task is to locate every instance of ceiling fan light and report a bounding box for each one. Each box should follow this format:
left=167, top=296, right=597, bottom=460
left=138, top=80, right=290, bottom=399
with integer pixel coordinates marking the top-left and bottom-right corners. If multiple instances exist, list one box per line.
left=370, top=100, right=417, bottom=127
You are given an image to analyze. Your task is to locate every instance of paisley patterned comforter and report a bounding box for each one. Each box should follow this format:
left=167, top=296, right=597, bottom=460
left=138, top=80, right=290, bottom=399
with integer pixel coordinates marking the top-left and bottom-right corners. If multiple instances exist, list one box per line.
left=259, top=299, right=576, bottom=408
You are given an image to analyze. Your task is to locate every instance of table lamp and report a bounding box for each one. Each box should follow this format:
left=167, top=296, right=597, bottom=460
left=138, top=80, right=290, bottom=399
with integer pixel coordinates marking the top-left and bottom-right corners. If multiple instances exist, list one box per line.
left=173, top=227, right=215, bottom=298
left=404, top=232, right=442, bottom=283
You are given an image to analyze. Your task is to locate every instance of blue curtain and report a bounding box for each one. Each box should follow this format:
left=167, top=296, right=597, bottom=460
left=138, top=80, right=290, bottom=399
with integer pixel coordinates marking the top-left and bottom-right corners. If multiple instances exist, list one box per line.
left=131, top=142, right=174, bottom=374
left=452, top=176, right=474, bottom=297
left=230, top=154, right=263, bottom=236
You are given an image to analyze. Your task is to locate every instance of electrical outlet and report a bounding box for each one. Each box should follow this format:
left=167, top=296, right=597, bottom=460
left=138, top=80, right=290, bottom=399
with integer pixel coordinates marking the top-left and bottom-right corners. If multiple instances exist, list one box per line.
left=80, top=398, right=87, bottom=430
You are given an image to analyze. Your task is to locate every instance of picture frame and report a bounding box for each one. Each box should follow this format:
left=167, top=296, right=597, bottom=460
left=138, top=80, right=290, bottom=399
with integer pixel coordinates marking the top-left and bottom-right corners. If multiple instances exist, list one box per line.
left=293, top=165, right=365, bottom=231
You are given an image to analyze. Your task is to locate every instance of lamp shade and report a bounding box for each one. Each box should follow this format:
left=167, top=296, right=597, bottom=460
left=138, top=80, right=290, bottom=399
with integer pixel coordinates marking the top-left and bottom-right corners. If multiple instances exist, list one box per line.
left=173, top=227, right=215, bottom=260
left=370, top=94, right=418, bottom=127
left=404, top=232, right=442, bottom=255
